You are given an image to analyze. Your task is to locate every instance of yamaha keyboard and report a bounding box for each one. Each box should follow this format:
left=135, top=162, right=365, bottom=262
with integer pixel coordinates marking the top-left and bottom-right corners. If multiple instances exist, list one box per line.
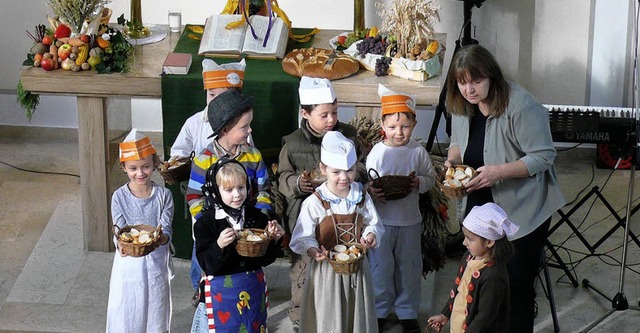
left=545, top=104, right=637, bottom=144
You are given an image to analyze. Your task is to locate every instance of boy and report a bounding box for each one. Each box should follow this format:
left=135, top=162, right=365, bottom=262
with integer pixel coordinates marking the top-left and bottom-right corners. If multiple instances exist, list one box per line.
left=277, top=76, right=366, bottom=330
left=366, top=84, right=435, bottom=333
left=169, top=59, right=245, bottom=306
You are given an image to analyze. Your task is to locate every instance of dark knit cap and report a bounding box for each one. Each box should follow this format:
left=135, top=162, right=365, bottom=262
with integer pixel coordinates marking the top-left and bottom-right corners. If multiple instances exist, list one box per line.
left=207, top=90, right=254, bottom=138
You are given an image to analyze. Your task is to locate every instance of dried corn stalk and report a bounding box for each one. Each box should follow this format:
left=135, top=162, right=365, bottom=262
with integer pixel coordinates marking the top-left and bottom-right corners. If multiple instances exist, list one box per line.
left=348, top=116, right=385, bottom=155
left=376, top=0, right=440, bottom=57
left=48, top=0, right=111, bottom=35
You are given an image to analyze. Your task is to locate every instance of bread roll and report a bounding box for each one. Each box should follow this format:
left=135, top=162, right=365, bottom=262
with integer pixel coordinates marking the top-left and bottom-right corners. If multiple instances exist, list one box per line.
left=282, top=47, right=360, bottom=80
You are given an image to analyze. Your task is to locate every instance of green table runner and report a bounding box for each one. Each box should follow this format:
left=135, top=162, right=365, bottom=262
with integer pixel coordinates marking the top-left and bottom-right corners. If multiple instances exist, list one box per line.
left=161, top=25, right=313, bottom=258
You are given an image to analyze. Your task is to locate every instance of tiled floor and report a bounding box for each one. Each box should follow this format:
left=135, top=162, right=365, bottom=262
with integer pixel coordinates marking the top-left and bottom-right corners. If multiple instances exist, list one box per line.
left=1, top=127, right=640, bottom=332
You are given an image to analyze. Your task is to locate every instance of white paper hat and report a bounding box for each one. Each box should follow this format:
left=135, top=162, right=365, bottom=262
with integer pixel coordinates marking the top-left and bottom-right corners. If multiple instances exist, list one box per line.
left=298, top=76, right=336, bottom=105
left=202, top=59, right=246, bottom=89
left=320, top=131, right=356, bottom=170
left=463, top=203, right=520, bottom=240
left=118, top=128, right=157, bottom=162
left=377, top=84, right=416, bottom=115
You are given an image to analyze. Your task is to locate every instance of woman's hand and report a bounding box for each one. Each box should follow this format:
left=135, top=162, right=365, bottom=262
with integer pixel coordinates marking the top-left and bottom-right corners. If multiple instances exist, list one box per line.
left=360, top=233, right=377, bottom=248
left=465, top=164, right=502, bottom=192
left=298, top=171, right=315, bottom=193
left=427, top=314, right=449, bottom=332
left=267, top=220, right=285, bottom=242
left=307, top=246, right=329, bottom=262
left=367, top=181, right=386, bottom=203
left=217, top=227, right=237, bottom=249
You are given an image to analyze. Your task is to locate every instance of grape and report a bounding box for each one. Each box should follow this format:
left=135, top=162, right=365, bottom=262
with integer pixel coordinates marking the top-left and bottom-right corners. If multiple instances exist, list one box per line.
left=356, top=36, right=388, bottom=57
left=375, top=57, right=392, bottom=76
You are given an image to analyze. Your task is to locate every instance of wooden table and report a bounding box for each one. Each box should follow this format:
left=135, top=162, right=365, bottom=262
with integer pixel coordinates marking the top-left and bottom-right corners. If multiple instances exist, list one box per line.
left=19, top=29, right=445, bottom=252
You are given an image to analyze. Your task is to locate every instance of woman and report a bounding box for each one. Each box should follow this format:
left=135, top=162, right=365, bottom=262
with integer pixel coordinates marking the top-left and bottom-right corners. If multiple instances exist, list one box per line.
left=443, top=44, right=565, bottom=332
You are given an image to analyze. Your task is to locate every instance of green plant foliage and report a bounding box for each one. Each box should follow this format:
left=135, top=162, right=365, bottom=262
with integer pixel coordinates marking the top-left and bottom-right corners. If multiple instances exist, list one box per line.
left=16, top=80, right=40, bottom=122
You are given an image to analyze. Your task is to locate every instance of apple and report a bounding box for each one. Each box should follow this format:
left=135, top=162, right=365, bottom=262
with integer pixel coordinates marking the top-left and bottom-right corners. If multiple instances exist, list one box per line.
left=79, top=34, right=90, bottom=44
left=58, top=44, right=72, bottom=60
left=42, top=35, right=53, bottom=46
left=53, top=24, right=71, bottom=39
left=40, top=57, right=54, bottom=71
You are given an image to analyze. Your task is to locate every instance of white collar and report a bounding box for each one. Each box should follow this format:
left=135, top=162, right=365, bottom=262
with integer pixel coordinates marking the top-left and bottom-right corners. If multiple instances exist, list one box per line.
left=316, top=182, right=363, bottom=206
left=214, top=208, right=245, bottom=230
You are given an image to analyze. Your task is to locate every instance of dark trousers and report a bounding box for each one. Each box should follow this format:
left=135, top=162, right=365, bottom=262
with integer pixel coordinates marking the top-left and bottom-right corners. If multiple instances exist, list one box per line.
left=507, top=218, right=551, bottom=333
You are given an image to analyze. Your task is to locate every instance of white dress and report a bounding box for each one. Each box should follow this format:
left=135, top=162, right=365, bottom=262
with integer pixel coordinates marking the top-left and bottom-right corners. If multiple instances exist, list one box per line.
left=290, top=183, right=384, bottom=333
left=106, top=183, right=174, bottom=333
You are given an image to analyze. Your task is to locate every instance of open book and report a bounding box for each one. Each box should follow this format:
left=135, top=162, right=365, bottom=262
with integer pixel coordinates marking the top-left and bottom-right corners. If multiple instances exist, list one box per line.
left=198, top=14, right=289, bottom=59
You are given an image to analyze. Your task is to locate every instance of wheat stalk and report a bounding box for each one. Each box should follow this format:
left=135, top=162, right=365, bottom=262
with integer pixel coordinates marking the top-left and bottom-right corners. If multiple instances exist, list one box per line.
left=376, top=0, right=440, bottom=57
left=48, top=0, right=111, bottom=34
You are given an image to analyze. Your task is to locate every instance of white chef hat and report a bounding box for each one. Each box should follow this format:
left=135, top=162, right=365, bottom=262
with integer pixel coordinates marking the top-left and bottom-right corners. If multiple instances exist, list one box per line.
left=463, top=203, right=520, bottom=241
left=320, top=131, right=356, bottom=170
left=378, top=84, right=416, bottom=116
left=119, top=128, right=157, bottom=162
left=298, top=76, right=336, bottom=105
left=202, top=59, right=246, bottom=89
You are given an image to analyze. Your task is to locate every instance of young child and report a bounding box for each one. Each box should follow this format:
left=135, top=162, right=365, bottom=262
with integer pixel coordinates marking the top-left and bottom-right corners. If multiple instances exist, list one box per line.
left=106, top=129, right=174, bottom=333
left=289, top=131, right=384, bottom=332
left=427, top=203, right=518, bottom=333
left=186, top=90, right=272, bottom=221
left=277, top=76, right=367, bottom=328
left=191, top=157, right=284, bottom=333
left=366, top=84, right=435, bottom=333
left=169, top=58, right=246, bottom=307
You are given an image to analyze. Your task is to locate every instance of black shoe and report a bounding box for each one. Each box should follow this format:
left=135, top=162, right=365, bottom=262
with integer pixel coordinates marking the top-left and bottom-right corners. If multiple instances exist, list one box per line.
left=400, top=319, right=420, bottom=333
left=377, top=318, right=387, bottom=331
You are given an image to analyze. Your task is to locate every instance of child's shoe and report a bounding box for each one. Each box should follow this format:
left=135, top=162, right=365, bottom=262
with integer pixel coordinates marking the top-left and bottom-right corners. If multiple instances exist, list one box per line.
left=377, top=317, right=387, bottom=332
left=400, top=319, right=420, bottom=333
left=191, top=288, right=200, bottom=307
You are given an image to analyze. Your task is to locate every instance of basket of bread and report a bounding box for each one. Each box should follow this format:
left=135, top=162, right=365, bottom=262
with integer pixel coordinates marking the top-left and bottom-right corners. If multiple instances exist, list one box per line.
left=328, top=243, right=367, bottom=275
left=115, top=224, right=163, bottom=257
left=236, top=228, right=271, bottom=257
left=437, top=165, right=477, bottom=199
left=160, top=151, right=194, bottom=185
left=368, top=168, right=414, bottom=201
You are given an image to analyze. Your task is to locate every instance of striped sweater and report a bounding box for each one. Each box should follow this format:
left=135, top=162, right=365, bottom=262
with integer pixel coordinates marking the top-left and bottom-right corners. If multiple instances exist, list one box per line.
left=186, top=141, right=272, bottom=218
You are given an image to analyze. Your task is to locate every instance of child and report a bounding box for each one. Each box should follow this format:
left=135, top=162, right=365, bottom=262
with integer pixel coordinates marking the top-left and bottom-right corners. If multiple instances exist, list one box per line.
left=427, top=203, right=518, bottom=333
left=289, top=131, right=384, bottom=332
left=366, top=84, right=435, bottom=333
left=277, top=76, right=367, bottom=328
left=191, top=157, right=284, bottom=333
left=106, top=129, right=174, bottom=333
left=169, top=59, right=246, bottom=307
left=186, top=90, right=272, bottom=221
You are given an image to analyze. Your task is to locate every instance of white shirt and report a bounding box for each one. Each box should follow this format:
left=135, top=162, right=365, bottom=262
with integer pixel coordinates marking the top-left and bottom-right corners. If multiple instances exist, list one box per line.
left=289, top=182, right=384, bottom=255
left=366, top=140, right=435, bottom=226
left=170, top=109, right=212, bottom=158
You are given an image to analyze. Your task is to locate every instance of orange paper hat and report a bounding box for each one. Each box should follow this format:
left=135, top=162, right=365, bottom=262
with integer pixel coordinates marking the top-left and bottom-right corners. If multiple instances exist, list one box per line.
left=119, top=128, right=157, bottom=162
left=202, top=59, right=246, bottom=89
left=378, top=84, right=416, bottom=116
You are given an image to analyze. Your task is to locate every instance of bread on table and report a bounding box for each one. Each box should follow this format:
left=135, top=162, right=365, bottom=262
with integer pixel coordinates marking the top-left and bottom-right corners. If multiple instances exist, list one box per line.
left=282, top=47, right=360, bottom=80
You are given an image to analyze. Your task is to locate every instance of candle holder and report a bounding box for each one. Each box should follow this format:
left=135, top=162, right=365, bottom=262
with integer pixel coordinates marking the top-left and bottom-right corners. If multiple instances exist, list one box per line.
left=354, top=0, right=365, bottom=34
left=125, top=0, right=150, bottom=38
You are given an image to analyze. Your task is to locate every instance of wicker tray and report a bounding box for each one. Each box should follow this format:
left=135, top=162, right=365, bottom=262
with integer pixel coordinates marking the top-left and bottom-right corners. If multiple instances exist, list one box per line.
left=436, top=164, right=477, bottom=199
left=368, top=168, right=413, bottom=201
left=328, top=243, right=367, bottom=275
left=236, top=228, right=271, bottom=257
left=160, top=151, right=194, bottom=185
left=114, top=224, right=162, bottom=257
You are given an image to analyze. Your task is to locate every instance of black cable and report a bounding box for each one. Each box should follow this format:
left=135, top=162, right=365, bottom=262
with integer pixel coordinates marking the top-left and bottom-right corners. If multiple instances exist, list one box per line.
left=0, top=160, right=79, bottom=178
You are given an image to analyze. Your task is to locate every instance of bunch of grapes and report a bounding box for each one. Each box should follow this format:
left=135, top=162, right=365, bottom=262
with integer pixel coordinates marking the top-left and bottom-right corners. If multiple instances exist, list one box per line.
left=356, top=36, right=388, bottom=56
left=375, top=57, right=392, bottom=76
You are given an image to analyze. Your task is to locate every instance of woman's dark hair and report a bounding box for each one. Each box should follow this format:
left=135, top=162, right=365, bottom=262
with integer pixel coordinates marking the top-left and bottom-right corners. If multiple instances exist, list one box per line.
left=489, top=237, right=514, bottom=265
left=445, top=44, right=511, bottom=117
left=301, top=98, right=338, bottom=113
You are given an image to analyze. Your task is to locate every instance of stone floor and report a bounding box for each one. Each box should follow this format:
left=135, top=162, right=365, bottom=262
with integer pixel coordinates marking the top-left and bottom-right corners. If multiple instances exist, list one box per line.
left=1, top=126, right=640, bottom=332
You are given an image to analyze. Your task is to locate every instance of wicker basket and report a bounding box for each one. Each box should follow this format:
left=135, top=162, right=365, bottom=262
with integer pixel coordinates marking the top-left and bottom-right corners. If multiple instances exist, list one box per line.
left=307, top=168, right=326, bottom=189
left=436, top=164, right=477, bottom=199
left=328, top=243, right=367, bottom=275
left=160, top=152, right=194, bottom=185
left=235, top=228, right=271, bottom=257
left=114, top=224, right=162, bottom=257
left=368, top=168, right=413, bottom=201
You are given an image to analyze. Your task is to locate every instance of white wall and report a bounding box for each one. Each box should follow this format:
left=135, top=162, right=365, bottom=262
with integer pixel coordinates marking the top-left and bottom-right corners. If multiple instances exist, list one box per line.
left=2, top=0, right=635, bottom=135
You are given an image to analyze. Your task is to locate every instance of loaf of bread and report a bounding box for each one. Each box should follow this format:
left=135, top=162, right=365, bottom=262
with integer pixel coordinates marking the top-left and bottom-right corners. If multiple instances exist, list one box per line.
left=282, top=47, right=360, bottom=80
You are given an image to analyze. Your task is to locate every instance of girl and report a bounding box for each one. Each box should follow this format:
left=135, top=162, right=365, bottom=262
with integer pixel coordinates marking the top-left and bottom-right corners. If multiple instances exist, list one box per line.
left=191, top=157, right=284, bottom=333
left=107, top=129, right=174, bottom=333
left=289, top=131, right=384, bottom=333
left=427, top=203, right=519, bottom=333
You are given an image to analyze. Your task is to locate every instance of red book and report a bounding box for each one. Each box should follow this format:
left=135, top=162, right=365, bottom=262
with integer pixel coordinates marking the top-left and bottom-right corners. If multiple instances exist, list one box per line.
left=162, top=52, right=192, bottom=75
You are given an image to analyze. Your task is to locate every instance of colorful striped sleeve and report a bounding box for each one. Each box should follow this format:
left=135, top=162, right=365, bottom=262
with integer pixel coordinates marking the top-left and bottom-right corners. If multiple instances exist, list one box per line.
left=187, top=152, right=218, bottom=218
left=238, top=148, right=273, bottom=211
